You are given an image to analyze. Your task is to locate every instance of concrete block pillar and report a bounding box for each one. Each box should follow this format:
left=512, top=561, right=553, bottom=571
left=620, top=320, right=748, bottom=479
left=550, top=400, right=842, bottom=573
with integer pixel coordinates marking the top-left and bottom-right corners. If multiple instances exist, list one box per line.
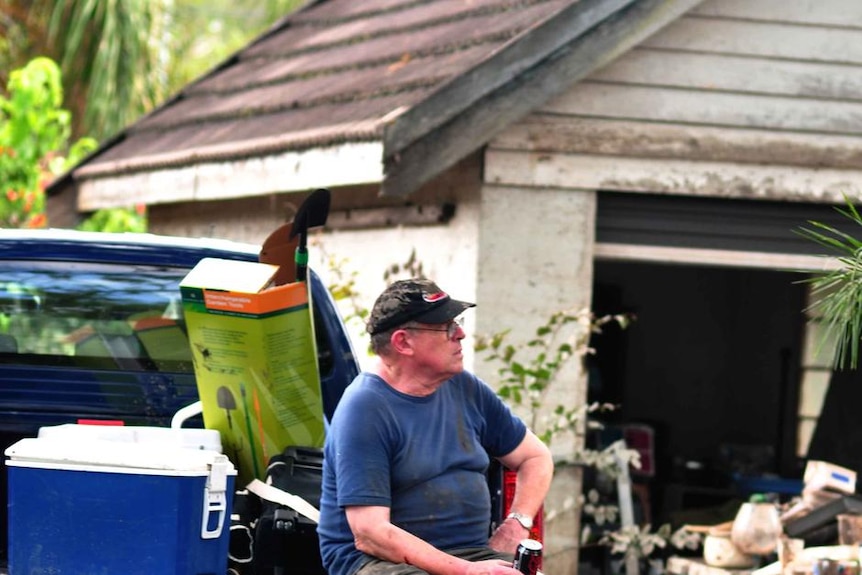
left=474, top=183, right=597, bottom=575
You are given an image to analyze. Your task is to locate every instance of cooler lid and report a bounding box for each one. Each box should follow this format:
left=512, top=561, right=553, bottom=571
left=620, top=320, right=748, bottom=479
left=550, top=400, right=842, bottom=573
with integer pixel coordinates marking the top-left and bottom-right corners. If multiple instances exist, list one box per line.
left=37, top=423, right=222, bottom=453
left=5, top=437, right=236, bottom=475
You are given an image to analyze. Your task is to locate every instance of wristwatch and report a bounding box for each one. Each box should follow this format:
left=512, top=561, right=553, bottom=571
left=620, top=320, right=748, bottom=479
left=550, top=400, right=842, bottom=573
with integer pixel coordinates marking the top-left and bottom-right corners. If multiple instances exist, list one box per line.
left=506, top=512, right=533, bottom=530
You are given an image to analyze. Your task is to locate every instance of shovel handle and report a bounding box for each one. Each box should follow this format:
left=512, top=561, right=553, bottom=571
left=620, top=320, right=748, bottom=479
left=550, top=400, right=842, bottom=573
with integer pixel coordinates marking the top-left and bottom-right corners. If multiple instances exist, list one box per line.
left=295, top=246, right=308, bottom=282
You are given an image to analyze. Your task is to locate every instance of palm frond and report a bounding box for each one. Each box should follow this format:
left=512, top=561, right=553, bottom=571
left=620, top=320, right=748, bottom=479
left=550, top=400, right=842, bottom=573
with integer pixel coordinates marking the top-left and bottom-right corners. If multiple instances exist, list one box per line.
left=799, top=196, right=862, bottom=370
left=38, top=0, right=169, bottom=139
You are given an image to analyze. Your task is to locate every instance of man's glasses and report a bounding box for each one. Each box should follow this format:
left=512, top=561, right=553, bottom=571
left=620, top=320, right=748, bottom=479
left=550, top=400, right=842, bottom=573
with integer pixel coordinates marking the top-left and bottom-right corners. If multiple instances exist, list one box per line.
left=405, top=319, right=463, bottom=340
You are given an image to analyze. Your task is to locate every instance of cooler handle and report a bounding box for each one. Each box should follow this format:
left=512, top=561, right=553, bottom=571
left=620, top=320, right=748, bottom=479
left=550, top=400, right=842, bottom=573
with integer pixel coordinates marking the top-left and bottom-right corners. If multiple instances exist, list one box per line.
left=201, top=457, right=230, bottom=540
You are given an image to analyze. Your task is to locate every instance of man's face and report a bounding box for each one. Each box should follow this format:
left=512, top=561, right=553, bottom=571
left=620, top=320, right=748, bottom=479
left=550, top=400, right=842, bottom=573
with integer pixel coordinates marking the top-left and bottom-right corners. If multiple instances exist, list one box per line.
left=403, top=319, right=466, bottom=378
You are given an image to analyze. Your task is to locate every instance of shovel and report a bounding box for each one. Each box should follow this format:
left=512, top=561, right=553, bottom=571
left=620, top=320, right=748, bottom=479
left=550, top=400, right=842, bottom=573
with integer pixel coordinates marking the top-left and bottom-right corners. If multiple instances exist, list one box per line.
left=288, top=188, right=331, bottom=282
left=216, top=386, right=236, bottom=428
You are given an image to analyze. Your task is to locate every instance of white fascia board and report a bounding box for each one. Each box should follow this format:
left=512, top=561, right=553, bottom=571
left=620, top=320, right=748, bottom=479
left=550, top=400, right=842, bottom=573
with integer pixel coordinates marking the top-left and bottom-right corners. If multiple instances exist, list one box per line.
left=77, top=141, right=384, bottom=211
left=486, top=149, right=862, bottom=204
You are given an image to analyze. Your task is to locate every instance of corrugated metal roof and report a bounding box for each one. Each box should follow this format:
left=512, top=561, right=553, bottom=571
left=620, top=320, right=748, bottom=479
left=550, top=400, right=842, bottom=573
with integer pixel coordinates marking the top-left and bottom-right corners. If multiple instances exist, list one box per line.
left=53, top=0, right=705, bottom=204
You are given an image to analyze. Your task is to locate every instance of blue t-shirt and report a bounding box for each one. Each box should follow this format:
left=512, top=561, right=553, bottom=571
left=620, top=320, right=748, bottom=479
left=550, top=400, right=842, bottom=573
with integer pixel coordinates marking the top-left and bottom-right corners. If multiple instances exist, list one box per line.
left=318, top=371, right=527, bottom=575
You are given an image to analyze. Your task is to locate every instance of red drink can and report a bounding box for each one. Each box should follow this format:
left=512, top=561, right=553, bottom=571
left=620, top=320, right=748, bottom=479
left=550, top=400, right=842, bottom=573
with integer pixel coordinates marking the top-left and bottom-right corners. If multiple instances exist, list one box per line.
left=513, top=539, right=542, bottom=575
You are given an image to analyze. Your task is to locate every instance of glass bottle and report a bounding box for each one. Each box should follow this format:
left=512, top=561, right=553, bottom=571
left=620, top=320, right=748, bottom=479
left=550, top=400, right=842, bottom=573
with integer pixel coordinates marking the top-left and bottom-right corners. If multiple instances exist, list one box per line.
left=731, top=497, right=782, bottom=556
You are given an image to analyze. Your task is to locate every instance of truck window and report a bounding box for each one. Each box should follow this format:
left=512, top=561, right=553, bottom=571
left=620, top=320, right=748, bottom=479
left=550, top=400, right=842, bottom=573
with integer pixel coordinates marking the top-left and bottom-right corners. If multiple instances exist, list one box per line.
left=0, top=261, right=193, bottom=373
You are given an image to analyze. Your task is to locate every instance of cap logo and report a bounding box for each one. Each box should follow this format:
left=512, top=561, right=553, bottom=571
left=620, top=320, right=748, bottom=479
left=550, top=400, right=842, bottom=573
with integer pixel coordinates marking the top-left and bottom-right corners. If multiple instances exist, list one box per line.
left=422, top=292, right=448, bottom=303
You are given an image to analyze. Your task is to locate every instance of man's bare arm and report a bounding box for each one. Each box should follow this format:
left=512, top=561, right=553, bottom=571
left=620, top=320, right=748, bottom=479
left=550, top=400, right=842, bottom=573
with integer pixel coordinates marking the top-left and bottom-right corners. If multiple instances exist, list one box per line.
left=488, top=430, right=554, bottom=553
left=346, top=505, right=521, bottom=575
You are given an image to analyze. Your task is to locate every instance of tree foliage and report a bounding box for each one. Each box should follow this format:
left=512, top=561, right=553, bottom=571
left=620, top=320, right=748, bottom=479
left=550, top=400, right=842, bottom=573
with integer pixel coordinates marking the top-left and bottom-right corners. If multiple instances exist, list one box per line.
left=476, top=309, right=631, bottom=446
left=3, top=0, right=303, bottom=140
left=0, top=1, right=301, bottom=229
left=78, top=206, right=148, bottom=233
left=0, top=57, right=96, bottom=227
left=34, top=0, right=172, bottom=140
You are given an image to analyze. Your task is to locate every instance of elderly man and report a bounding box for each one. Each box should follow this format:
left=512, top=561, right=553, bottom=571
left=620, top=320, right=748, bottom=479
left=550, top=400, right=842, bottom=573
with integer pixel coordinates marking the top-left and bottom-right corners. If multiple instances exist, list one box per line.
left=318, top=278, right=553, bottom=575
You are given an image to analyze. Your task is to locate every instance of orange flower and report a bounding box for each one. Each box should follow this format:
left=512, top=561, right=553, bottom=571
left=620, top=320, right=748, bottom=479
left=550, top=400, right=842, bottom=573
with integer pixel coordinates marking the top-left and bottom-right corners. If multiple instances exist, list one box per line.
left=27, top=213, right=47, bottom=228
left=6, top=189, right=19, bottom=202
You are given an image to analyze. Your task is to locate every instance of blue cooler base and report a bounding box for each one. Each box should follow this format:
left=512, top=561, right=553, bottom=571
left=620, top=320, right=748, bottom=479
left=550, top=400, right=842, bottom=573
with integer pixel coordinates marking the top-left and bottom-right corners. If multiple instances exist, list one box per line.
left=8, top=465, right=234, bottom=575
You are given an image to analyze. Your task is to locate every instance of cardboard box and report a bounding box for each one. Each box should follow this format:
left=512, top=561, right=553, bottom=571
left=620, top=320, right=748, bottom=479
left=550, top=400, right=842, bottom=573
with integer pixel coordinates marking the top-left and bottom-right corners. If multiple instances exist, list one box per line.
left=804, top=460, right=857, bottom=494
left=180, top=258, right=324, bottom=485
left=5, top=428, right=235, bottom=575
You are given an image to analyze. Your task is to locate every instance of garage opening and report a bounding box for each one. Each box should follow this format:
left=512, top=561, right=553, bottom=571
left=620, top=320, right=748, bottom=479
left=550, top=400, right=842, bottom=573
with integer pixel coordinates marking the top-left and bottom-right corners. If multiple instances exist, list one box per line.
left=590, top=192, right=853, bottom=528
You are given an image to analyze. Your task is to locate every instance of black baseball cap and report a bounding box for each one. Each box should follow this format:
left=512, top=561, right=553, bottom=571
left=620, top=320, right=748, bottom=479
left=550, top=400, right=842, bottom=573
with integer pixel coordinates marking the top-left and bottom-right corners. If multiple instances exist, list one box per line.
left=366, top=278, right=475, bottom=335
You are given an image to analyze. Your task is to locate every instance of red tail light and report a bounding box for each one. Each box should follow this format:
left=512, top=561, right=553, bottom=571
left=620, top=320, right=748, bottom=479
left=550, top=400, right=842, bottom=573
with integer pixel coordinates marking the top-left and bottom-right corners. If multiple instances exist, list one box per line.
left=76, top=419, right=125, bottom=426
left=502, top=469, right=544, bottom=542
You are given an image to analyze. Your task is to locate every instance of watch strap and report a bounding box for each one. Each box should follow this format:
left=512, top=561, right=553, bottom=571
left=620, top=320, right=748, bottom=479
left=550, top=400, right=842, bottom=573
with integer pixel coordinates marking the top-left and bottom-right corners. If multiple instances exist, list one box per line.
left=506, top=512, right=533, bottom=530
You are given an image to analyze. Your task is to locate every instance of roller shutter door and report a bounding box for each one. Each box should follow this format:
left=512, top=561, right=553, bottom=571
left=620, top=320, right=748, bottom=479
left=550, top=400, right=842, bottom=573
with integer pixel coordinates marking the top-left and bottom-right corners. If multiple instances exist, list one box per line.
left=595, top=192, right=854, bottom=269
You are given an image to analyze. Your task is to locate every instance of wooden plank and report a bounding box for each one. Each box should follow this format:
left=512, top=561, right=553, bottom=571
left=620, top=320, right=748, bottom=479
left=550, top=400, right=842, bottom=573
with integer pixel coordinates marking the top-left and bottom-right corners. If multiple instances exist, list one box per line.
left=666, top=556, right=756, bottom=575
left=380, top=0, right=706, bottom=196
left=691, top=0, right=862, bottom=28
left=325, top=204, right=452, bottom=230
left=77, top=118, right=387, bottom=178
left=541, top=82, right=862, bottom=135
left=591, top=48, right=862, bottom=101
left=643, top=17, right=862, bottom=64
left=45, top=188, right=81, bottom=229
left=490, top=116, right=862, bottom=169
left=77, top=142, right=384, bottom=210
left=484, top=149, right=862, bottom=204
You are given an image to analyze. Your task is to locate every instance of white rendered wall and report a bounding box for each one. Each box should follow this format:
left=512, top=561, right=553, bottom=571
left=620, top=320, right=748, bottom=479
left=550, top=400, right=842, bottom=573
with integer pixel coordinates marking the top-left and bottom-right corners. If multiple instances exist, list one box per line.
left=475, top=182, right=597, bottom=575
left=308, top=189, right=482, bottom=372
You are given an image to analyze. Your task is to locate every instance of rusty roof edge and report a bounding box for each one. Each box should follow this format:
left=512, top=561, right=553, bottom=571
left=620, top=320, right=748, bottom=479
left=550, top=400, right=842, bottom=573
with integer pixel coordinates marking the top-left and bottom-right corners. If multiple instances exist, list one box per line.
left=381, top=0, right=707, bottom=197
left=73, top=119, right=386, bottom=180
left=382, top=0, right=636, bottom=156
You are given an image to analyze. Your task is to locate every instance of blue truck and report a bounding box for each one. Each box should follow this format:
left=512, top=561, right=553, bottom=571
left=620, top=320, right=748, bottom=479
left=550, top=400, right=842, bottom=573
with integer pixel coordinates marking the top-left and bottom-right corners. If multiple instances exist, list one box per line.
left=0, top=229, right=529, bottom=574
left=0, top=229, right=357, bottom=569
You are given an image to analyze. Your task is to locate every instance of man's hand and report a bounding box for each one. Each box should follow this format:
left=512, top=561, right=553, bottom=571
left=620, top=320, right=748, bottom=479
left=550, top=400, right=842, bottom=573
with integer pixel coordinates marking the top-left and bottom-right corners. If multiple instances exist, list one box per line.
left=488, top=517, right=530, bottom=555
